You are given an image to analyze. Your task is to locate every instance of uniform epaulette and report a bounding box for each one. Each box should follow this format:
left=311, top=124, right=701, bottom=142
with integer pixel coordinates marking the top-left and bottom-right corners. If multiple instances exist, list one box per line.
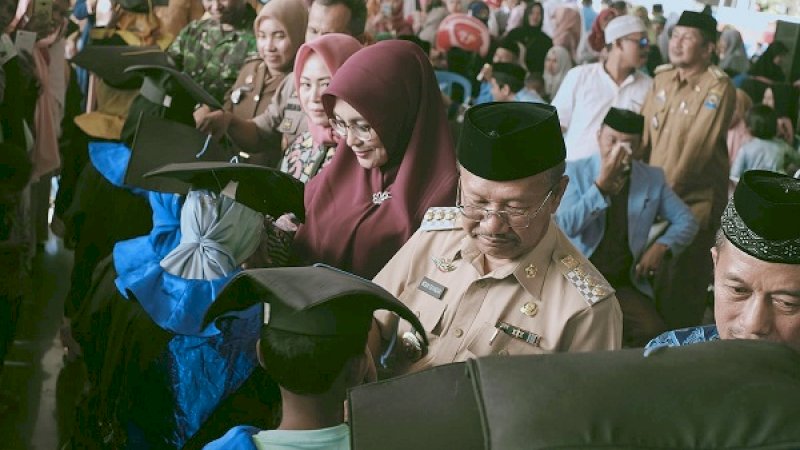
left=708, top=65, right=727, bottom=80
left=243, top=54, right=262, bottom=64
left=420, top=206, right=461, bottom=231
left=557, top=254, right=614, bottom=306
left=654, top=63, right=674, bottom=75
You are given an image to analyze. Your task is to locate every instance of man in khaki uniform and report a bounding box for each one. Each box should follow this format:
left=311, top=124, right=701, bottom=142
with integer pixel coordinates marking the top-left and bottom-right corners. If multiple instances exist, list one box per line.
left=369, top=102, right=622, bottom=377
left=640, top=11, right=735, bottom=329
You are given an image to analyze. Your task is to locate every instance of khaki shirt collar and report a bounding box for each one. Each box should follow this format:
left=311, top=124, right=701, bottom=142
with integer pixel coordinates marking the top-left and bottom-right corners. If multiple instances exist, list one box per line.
left=453, top=219, right=558, bottom=300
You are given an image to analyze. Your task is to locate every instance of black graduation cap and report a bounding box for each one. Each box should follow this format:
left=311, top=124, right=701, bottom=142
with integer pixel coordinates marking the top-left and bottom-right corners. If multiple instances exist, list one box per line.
left=722, top=170, right=800, bottom=264
left=70, top=45, right=170, bottom=89
left=348, top=340, right=800, bottom=449
left=603, top=107, right=644, bottom=135
left=125, top=114, right=234, bottom=192
left=202, top=265, right=427, bottom=343
left=125, top=64, right=223, bottom=110
left=145, top=160, right=306, bottom=221
left=675, top=10, right=717, bottom=36
left=458, top=102, right=565, bottom=181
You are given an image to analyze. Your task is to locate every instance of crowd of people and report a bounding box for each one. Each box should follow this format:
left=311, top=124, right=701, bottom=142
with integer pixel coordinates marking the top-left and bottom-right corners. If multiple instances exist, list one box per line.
left=1, top=0, right=799, bottom=448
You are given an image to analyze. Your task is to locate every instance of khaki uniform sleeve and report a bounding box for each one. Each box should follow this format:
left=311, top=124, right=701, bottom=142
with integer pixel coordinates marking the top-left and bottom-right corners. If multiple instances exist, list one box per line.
left=372, top=229, right=425, bottom=342
left=670, top=80, right=736, bottom=194
left=559, top=295, right=622, bottom=352
left=640, top=80, right=659, bottom=156
left=252, top=75, right=292, bottom=138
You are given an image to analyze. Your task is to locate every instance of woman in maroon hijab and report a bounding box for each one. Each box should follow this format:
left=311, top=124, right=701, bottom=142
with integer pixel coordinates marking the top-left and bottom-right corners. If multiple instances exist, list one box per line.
left=292, top=40, right=458, bottom=279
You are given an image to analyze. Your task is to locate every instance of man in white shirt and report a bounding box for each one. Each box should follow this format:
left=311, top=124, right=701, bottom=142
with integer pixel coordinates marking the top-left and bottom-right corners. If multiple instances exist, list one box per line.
left=552, top=15, right=652, bottom=161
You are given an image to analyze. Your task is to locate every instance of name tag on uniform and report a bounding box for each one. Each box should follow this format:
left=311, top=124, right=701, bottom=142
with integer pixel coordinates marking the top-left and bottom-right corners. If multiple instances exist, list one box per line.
left=496, top=321, right=541, bottom=346
left=285, top=103, right=301, bottom=111
left=418, top=277, right=446, bottom=300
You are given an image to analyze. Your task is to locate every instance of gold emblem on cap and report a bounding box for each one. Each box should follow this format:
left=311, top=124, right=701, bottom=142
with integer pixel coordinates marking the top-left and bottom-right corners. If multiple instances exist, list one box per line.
left=520, top=302, right=539, bottom=317
left=524, top=264, right=537, bottom=278
left=432, top=257, right=456, bottom=272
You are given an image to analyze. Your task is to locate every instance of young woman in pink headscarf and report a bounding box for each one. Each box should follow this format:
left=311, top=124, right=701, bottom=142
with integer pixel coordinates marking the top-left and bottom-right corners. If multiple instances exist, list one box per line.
left=279, top=34, right=363, bottom=183
left=550, top=6, right=581, bottom=62
left=292, top=40, right=458, bottom=279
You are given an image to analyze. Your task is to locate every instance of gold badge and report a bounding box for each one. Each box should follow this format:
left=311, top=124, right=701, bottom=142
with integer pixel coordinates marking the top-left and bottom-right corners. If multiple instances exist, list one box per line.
left=524, top=264, right=537, bottom=278
left=592, top=286, right=608, bottom=297
left=560, top=255, right=579, bottom=270
left=432, top=257, right=456, bottom=272
left=520, top=302, right=539, bottom=317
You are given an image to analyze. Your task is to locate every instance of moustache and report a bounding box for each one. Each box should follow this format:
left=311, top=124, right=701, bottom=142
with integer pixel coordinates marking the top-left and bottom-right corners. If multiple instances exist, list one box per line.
left=471, top=229, right=520, bottom=243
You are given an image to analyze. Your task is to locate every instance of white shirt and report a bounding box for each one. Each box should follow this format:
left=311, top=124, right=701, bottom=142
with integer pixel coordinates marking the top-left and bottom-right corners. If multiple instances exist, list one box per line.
left=552, top=62, right=653, bottom=161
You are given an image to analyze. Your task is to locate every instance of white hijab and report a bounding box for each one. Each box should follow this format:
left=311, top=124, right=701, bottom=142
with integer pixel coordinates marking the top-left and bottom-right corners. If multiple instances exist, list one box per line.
left=160, top=188, right=265, bottom=280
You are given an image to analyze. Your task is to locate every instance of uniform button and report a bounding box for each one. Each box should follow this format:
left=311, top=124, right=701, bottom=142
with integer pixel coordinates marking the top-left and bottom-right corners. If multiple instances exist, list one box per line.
left=498, top=349, right=509, bottom=356
left=454, top=328, right=464, bottom=338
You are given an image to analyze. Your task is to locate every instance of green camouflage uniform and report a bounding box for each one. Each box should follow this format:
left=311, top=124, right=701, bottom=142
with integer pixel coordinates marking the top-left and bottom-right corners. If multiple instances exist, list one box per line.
left=167, top=10, right=257, bottom=103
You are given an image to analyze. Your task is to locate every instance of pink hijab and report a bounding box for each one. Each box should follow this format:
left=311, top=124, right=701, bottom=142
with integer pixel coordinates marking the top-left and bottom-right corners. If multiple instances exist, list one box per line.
left=293, top=40, right=458, bottom=279
left=551, top=6, right=581, bottom=61
left=293, top=33, right=362, bottom=147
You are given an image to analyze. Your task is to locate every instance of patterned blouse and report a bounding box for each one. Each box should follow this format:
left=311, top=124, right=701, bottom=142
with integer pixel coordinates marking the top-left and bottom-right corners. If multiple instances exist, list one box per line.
left=645, top=325, right=720, bottom=350
left=279, top=131, right=336, bottom=184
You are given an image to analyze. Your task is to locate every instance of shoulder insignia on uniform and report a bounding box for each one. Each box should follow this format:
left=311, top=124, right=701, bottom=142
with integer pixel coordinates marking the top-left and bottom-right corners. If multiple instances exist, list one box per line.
left=709, top=66, right=727, bottom=79
left=559, top=254, right=614, bottom=306
left=420, top=206, right=461, bottom=231
left=243, top=54, right=262, bottom=63
left=654, top=63, right=674, bottom=75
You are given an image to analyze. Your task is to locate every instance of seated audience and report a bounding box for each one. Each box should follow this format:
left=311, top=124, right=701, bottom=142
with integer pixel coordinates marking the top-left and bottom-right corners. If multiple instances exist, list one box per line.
left=550, top=5, right=581, bottom=63
left=490, top=62, right=543, bottom=103
left=556, top=108, right=698, bottom=347
left=542, top=45, right=571, bottom=101
left=279, top=34, right=362, bottom=183
left=647, top=170, right=800, bottom=353
left=576, top=7, right=617, bottom=64
left=731, top=104, right=800, bottom=183
left=197, top=0, right=367, bottom=155
left=167, top=0, right=257, bottom=103
left=203, top=265, right=427, bottom=449
left=195, top=0, right=308, bottom=166
left=522, top=71, right=546, bottom=103
left=506, top=2, right=552, bottom=74
left=718, top=28, right=749, bottom=79
left=291, top=40, right=458, bottom=279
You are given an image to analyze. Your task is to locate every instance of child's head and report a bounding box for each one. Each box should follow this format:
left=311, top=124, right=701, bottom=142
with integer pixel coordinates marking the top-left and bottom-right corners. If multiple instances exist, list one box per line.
left=490, top=62, right=526, bottom=101
left=746, top=104, right=778, bottom=140
left=525, top=72, right=545, bottom=95
left=258, top=325, right=369, bottom=395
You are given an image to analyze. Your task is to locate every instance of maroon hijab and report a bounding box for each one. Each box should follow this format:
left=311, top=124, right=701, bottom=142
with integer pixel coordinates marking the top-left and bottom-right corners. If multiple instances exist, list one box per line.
left=292, top=40, right=458, bottom=278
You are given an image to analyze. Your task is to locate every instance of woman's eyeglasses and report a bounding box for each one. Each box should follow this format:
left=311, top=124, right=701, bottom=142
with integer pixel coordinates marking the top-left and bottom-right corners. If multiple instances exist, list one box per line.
left=329, top=118, right=374, bottom=141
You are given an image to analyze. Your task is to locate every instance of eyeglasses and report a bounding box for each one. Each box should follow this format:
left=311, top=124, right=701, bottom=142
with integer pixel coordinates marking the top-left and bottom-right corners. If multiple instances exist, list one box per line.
left=329, top=118, right=374, bottom=141
left=622, top=37, right=649, bottom=49
left=457, top=189, right=555, bottom=229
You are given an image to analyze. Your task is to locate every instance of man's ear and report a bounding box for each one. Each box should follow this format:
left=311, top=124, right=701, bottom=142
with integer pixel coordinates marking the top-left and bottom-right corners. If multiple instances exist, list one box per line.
left=711, top=245, right=719, bottom=269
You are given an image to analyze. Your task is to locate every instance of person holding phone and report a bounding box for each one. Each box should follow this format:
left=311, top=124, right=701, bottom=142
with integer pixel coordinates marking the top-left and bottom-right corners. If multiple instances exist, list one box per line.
left=556, top=107, right=698, bottom=347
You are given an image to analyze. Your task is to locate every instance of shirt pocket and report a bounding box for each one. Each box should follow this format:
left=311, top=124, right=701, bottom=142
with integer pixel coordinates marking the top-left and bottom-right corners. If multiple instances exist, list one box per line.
left=399, top=289, right=447, bottom=337
left=278, top=109, right=304, bottom=135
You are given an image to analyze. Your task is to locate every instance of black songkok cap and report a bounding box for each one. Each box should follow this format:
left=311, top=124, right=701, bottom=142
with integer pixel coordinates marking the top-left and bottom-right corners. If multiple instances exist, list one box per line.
left=603, top=107, right=644, bottom=135
left=722, top=170, right=800, bottom=264
left=458, top=102, right=565, bottom=181
left=492, top=62, right=526, bottom=86
left=145, top=161, right=306, bottom=221
left=675, top=10, right=717, bottom=36
left=203, top=265, right=427, bottom=343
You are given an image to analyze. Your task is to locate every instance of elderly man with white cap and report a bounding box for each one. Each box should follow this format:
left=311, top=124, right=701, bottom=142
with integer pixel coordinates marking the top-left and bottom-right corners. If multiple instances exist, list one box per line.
left=552, top=15, right=653, bottom=161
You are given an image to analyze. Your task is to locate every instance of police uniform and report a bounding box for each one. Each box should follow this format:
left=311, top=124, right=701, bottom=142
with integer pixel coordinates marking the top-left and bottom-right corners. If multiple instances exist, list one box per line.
left=252, top=75, right=309, bottom=148
left=225, top=57, right=277, bottom=121
left=639, top=11, right=736, bottom=329
left=372, top=102, right=622, bottom=376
